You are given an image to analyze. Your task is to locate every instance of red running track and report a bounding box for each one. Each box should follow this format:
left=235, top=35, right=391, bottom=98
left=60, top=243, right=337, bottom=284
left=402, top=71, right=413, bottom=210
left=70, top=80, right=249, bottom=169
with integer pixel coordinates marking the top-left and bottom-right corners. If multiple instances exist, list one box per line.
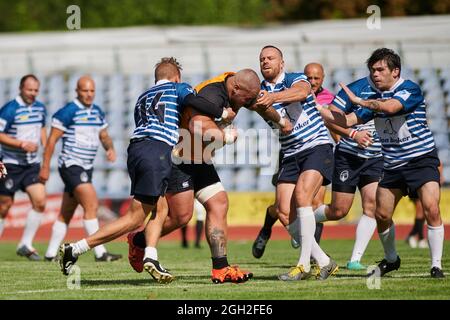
left=1, top=224, right=449, bottom=242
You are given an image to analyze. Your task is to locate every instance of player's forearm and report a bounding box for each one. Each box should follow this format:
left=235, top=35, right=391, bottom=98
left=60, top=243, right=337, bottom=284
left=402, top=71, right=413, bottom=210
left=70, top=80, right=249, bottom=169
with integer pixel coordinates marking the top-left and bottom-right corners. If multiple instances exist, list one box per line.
left=184, top=94, right=223, bottom=119
left=256, top=105, right=281, bottom=123
left=272, top=86, right=308, bottom=104
left=325, top=121, right=352, bottom=138
left=358, top=98, right=402, bottom=114
left=316, top=105, right=355, bottom=128
left=0, top=133, right=23, bottom=149
left=100, top=132, right=114, bottom=151
left=40, top=128, right=48, bottom=149
left=41, top=140, right=56, bottom=169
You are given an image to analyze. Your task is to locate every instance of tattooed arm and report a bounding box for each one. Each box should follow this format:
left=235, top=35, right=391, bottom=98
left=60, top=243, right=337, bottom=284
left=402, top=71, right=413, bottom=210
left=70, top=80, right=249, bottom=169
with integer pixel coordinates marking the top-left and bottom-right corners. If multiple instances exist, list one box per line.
left=99, top=128, right=116, bottom=162
left=339, top=82, right=403, bottom=114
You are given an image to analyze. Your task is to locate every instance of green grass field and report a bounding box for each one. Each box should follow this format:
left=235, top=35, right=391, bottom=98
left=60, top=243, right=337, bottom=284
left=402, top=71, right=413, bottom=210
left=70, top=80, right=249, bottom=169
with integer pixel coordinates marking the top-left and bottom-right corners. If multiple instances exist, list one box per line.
left=0, top=239, right=449, bottom=300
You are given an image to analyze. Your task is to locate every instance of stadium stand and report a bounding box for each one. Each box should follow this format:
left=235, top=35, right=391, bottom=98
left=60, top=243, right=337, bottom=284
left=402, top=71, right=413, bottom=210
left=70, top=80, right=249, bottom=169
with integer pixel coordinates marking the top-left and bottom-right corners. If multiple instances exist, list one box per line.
left=0, top=16, right=449, bottom=196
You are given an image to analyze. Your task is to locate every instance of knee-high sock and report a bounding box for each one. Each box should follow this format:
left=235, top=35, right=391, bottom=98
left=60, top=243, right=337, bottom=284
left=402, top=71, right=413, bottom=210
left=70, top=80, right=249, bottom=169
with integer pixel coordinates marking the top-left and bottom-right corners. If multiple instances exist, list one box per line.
left=314, top=204, right=328, bottom=223
left=195, top=220, right=203, bottom=246
left=71, top=239, right=90, bottom=257
left=45, top=220, right=68, bottom=258
left=379, top=225, right=397, bottom=263
left=311, top=239, right=330, bottom=267
left=350, top=214, right=377, bottom=262
left=296, top=207, right=315, bottom=271
left=19, top=209, right=43, bottom=249
left=428, top=224, right=444, bottom=269
left=83, top=219, right=107, bottom=258
left=286, top=218, right=300, bottom=243
left=0, top=218, right=5, bottom=238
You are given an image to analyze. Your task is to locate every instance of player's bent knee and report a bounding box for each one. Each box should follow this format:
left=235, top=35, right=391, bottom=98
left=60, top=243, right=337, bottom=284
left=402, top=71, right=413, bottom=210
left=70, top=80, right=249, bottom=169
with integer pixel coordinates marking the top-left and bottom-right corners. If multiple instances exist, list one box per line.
left=177, top=212, right=193, bottom=227
left=195, top=182, right=225, bottom=205
left=330, top=208, right=348, bottom=220
left=375, top=210, right=391, bottom=223
left=32, top=199, right=46, bottom=212
left=424, top=205, right=441, bottom=223
left=0, top=200, right=13, bottom=216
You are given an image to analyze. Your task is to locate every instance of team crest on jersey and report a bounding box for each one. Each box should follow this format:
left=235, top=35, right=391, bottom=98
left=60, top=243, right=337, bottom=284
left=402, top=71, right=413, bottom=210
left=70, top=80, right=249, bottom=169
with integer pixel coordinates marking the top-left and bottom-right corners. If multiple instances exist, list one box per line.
left=339, top=170, right=349, bottom=182
left=80, top=172, right=88, bottom=183
left=4, top=178, right=14, bottom=190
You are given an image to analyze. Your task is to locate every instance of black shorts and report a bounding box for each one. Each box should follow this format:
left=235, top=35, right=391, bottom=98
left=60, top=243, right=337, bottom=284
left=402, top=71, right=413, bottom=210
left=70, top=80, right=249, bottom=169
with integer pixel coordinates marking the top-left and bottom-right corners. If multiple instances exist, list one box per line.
left=332, top=147, right=383, bottom=194
left=277, top=144, right=334, bottom=186
left=166, top=162, right=221, bottom=194
left=58, top=165, right=93, bottom=195
left=127, top=138, right=173, bottom=205
left=379, top=149, right=440, bottom=198
left=271, top=151, right=283, bottom=187
left=0, top=163, right=41, bottom=197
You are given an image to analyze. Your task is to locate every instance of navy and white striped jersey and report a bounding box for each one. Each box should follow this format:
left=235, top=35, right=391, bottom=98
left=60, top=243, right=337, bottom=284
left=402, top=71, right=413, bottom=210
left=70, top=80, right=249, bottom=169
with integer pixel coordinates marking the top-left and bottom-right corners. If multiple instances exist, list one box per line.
left=52, top=99, right=107, bottom=170
left=355, top=77, right=435, bottom=169
left=261, top=72, right=331, bottom=158
left=0, top=96, right=46, bottom=165
left=131, top=80, right=194, bottom=146
left=332, top=78, right=382, bottom=158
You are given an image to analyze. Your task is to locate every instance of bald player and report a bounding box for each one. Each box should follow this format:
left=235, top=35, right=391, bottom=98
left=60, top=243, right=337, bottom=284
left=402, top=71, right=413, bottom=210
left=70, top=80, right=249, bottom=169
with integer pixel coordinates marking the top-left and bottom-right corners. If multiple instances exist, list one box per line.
left=304, top=63, right=336, bottom=244
left=252, top=62, right=336, bottom=260
left=126, top=68, right=292, bottom=284
left=0, top=75, right=47, bottom=261
left=40, top=75, right=122, bottom=262
left=57, top=59, right=255, bottom=280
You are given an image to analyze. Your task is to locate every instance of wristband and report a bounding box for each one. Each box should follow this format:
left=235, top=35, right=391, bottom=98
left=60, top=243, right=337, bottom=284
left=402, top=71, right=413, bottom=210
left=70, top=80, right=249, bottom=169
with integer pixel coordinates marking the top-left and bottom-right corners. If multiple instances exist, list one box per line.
left=349, top=129, right=357, bottom=139
left=278, top=117, right=286, bottom=128
left=223, top=127, right=237, bottom=144
left=355, top=97, right=363, bottom=105
left=221, top=109, right=229, bottom=121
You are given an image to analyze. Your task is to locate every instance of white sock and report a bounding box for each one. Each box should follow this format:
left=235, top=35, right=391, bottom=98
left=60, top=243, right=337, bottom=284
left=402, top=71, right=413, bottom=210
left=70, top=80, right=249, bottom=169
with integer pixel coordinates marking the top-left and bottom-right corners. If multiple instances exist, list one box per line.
left=145, top=247, right=158, bottom=260
left=350, top=214, right=377, bottom=262
left=379, top=225, right=397, bottom=263
left=45, top=220, right=68, bottom=258
left=0, top=218, right=4, bottom=238
left=428, top=224, right=444, bottom=269
left=18, top=209, right=43, bottom=249
left=314, top=204, right=328, bottom=223
left=296, top=207, right=315, bottom=272
left=83, top=219, right=107, bottom=258
left=71, top=239, right=90, bottom=257
left=286, top=219, right=300, bottom=244
left=311, top=239, right=330, bottom=267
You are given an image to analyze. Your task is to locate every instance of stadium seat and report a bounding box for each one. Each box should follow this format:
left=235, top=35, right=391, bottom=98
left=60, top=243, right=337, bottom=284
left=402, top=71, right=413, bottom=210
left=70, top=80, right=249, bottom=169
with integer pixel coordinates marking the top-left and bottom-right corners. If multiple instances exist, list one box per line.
left=106, top=139, right=127, bottom=169
left=443, top=166, right=450, bottom=185
left=6, top=77, right=20, bottom=98
left=93, top=150, right=106, bottom=170
left=333, top=68, right=353, bottom=92
left=92, top=170, right=106, bottom=196
left=216, top=167, right=235, bottom=191
left=46, top=171, right=64, bottom=194
left=0, top=78, right=7, bottom=106
left=438, top=148, right=450, bottom=166
left=401, top=67, right=417, bottom=82
left=234, top=108, right=253, bottom=128
left=434, top=133, right=450, bottom=149
left=105, top=170, right=130, bottom=197
left=234, top=168, right=256, bottom=191
left=442, top=80, right=450, bottom=94
left=257, top=167, right=276, bottom=191
left=429, top=117, right=447, bottom=133
left=353, top=67, right=368, bottom=82
left=418, top=67, right=437, bottom=81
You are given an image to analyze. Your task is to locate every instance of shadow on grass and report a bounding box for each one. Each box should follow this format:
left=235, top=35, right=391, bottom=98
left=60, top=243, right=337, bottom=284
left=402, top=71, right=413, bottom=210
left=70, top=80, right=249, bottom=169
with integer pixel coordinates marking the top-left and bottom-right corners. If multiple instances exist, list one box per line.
left=81, top=278, right=151, bottom=286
